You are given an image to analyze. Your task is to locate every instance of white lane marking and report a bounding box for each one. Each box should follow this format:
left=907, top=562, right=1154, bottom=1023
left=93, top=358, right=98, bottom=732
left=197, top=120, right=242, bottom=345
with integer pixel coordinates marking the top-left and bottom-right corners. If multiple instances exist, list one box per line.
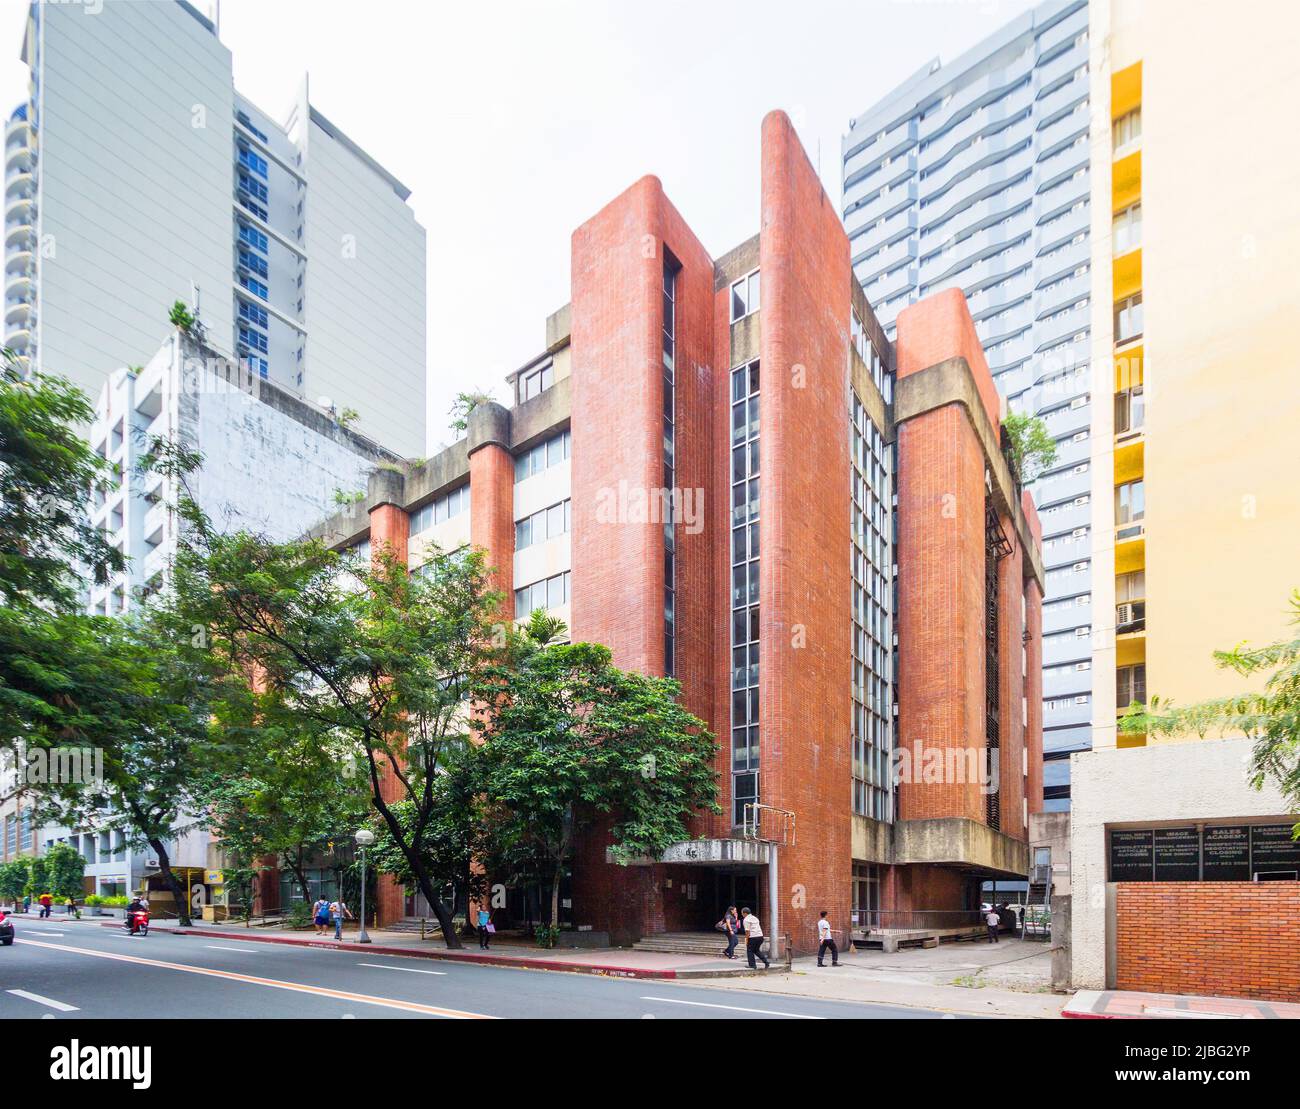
left=6, top=988, right=79, bottom=1012
left=15, top=939, right=493, bottom=1019
left=205, top=944, right=266, bottom=953
left=24, top=931, right=65, bottom=936
left=357, top=962, right=447, bottom=976
left=640, top=995, right=825, bottom=1019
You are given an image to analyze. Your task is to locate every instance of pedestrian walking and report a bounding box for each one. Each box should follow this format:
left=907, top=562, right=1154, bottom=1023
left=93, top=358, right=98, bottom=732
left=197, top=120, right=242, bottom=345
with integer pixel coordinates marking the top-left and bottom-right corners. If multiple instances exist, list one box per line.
left=38, top=892, right=52, bottom=918
left=312, top=896, right=331, bottom=937
left=740, top=907, right=770, bottom=969
left=476, top=906, right=494, bottom=949
left=22, top=893, right=31, bottom=914
left=329, top=898, right=350, bottom=941
left=718, top=905, right=740, bottom=960
left=816, top=910, right=840, bottom=967
left=986, top=905, right=1000, bottom=944
left=64, top=896, right=76, bottom=917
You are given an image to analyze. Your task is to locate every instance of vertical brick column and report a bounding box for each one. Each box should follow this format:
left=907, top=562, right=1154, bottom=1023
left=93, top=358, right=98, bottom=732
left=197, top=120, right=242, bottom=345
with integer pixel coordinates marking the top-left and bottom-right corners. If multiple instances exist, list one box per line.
left=466, top=402, right=516, bottom=623
left=893, top=290, right=996, bottom=828
left=997, top=522, right=1027, bottom=840
left=367, top=467, right=410, bottom=927
left=1023, top=491, right=1045, bottom=814
left=757, top=110, right=853, bottom=954
left=567, top=173, right=717, bottom=944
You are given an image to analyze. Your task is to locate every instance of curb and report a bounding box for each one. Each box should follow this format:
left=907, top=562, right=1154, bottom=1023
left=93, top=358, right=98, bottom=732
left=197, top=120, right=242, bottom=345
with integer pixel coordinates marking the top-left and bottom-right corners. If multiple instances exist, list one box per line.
left=94, top=919, right=765, bottom=981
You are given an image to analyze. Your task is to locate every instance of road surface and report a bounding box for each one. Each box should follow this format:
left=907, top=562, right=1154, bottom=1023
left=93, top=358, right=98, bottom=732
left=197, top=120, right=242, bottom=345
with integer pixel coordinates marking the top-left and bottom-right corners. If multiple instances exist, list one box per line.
left=0, top=919, right=954, bottom=1020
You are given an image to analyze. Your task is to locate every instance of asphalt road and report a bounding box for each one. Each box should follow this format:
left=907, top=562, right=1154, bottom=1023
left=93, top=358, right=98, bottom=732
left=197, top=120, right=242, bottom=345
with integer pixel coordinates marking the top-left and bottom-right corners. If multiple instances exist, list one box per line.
left=0, top=918, right=953, bottom=1020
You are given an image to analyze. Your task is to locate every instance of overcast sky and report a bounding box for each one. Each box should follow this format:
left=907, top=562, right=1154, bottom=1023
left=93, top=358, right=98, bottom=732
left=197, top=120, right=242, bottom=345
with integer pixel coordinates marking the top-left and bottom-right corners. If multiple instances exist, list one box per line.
left=1, top=0, right=1037, bottom=453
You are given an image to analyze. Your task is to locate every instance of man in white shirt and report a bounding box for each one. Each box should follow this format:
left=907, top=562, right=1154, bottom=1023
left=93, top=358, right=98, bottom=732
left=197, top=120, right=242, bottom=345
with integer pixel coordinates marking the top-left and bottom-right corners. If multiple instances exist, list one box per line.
left=816, top=910, right=840, bottom=967
left=986, top=905, right=1001, bottom=944
left=740, top=907, right=771, bottom=969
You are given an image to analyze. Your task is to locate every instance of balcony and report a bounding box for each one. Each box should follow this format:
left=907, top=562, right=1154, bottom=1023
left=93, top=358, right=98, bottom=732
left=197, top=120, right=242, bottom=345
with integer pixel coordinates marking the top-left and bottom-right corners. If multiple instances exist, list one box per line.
left=4, top=297, right=31, bottom=326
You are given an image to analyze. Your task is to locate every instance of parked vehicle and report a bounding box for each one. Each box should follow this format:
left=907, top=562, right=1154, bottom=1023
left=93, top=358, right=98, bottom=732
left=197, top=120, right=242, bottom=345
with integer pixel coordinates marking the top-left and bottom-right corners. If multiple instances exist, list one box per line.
left=0, top=910, right=14, bottom=946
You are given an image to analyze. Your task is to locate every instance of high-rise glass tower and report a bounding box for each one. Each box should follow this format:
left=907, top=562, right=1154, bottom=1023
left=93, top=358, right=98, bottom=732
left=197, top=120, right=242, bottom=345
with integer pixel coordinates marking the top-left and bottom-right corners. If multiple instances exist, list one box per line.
left=5, top=0, right=427, bottom=455
left=842, top=0, right=1091, bottom=809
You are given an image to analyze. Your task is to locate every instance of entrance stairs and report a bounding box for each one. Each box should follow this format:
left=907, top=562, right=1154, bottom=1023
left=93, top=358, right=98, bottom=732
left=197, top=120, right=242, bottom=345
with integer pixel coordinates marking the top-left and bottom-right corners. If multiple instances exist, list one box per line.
left=632, top=931, right=729, bottom=956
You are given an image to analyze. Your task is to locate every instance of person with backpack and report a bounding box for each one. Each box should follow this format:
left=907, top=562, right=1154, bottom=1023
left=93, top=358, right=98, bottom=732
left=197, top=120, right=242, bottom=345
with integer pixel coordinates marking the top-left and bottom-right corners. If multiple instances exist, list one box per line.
left=312, top=896, right=331, bottom=936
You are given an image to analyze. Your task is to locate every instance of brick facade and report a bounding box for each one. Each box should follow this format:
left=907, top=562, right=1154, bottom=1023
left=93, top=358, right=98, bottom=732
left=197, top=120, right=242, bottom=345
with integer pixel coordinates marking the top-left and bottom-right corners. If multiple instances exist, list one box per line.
left=1116, top=883, right=1300, bottom=1002
left=315, top=112, right=1044, bottom=947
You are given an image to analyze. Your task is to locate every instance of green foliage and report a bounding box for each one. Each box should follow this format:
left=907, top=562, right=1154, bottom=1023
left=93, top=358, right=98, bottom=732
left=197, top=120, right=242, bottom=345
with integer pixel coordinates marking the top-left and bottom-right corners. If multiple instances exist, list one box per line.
left=166, top=488, right=505, bottom=949
left=23, top=855, right=47, bottom=897
left=332, top=488, right=366, bottom=507
left=42, top=842, right=84, bottom=900
left=168, top=300, right=195, bottom=332
left=533, top=924, right=560, bottom=949
left=336, top=406, right=359, bottom=429
left=0, top=355, right=126, bottom=757
left=1001, top=410, right=1058, bottom=482
left=286, top=901, right=314, bottom=930
left=471, top=617, right=719, bottom=927
left=0, top=859, right=27, bottom=903
left=448, top=388, right=495, bottom=435
left=1120, top=590, right=1300, bottom=823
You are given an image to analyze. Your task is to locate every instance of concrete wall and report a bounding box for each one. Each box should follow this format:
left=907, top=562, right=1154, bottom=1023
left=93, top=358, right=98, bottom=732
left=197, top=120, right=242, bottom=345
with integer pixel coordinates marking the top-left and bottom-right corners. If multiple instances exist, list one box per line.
left=1069, top=737, right=1291, bottom=989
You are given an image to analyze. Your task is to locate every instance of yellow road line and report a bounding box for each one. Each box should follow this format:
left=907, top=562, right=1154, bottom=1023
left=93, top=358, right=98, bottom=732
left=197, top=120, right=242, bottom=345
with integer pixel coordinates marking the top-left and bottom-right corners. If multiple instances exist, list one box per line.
left=16, top=939, right=494, bottom=1019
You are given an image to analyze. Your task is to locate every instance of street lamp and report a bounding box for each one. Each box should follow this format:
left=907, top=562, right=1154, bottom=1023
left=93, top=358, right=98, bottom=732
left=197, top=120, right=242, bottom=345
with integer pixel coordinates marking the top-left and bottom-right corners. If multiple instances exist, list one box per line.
left=354, top=829, right=375, bottom=944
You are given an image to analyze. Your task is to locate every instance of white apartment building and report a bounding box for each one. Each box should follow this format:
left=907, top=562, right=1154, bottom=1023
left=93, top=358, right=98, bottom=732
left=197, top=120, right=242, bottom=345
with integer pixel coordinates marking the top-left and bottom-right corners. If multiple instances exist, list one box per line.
left=4, top=0, right=427, bottom=455
left=842, top=0, right=1092, bottom=811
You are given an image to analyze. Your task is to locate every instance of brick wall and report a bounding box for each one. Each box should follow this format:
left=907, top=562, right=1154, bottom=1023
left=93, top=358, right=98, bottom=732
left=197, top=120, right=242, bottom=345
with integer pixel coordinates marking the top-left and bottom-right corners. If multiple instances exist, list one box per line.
left=1115, top=882, right=1300, bottom=1002
left=757, top=110, right=853, bottom=952
left=468, top=442, right=515, bottom=622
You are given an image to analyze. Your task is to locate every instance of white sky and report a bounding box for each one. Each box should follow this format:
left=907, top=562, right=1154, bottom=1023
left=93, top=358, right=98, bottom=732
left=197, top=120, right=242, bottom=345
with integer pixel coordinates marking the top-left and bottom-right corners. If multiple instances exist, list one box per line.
left=1, top=0, right=1038, bottom=454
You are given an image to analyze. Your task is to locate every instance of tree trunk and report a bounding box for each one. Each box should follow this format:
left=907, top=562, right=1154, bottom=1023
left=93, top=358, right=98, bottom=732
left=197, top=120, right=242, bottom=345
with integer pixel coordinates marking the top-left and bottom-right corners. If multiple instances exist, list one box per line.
left=370, top=791, right=462, bottom=948
left=150, top=837, right=192, bottom=928
left=286, top=850, right=312, bottom=906
left=550, top=864, right=562, bottom=934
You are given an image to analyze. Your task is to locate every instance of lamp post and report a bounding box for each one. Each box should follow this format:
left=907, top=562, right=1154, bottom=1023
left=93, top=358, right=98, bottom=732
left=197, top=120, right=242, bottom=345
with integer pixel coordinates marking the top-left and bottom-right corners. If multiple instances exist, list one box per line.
left=354, top=829, right=375, bottom=944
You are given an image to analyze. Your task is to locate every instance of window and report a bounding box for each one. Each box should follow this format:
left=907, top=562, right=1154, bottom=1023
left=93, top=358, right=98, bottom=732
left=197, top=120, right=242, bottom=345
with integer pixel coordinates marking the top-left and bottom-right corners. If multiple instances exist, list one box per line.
left=238, top=249, right=268, bottom=278
left=238, top=224, right=269, bottom=253
left=1116, top=664, right=1146, bottom=711
left=238, top=146, right=268, bottom=178
left=514, top=571, right=570, bottom=616
left=515, top=499, right=571, bottom=549
left=730, top=357, right=761, bottom=825
left=238, top=172, right=268, bottom=202
left=408, top=484, right=470, bottom=536
left=1113, top=108, right=1141, bottom=150
left=238, top=299, right=268, bottom=328
left=1114, top=294, right=1143, bottom=344
left=239, top=274, right=269, bottom=300
left=663, top=254, right=679, bottom=675
left=1112, top=203, right=1142, bottom=255
left=1115, top=479, right=1144, bottom=525
left=520, top=360, right=554, bottom=402
left=238, top=326, right=268, bottom=353
left=1115, top=383, right=1144, bottom=434
left=514, top=429, right=571, bottom=482
left=729, top=269, right=760, bottom=323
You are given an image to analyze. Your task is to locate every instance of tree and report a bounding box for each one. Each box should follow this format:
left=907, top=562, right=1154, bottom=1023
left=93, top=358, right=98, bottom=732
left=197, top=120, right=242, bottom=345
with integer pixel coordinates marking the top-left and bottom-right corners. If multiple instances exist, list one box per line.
left=0, top=859, right=27, bottom=905
left=34, top=605, right=221, bottom=927
left=0, top=354, right=124, bottom=753
left=1001, top=410, right=1058, bottom=482
left=200, top=709, right=372, bottom=907
left=23, top=855, right=47, bottom=898
left=472, top=612, right=719, bottom=932
left=1119, top=590, right=1300, bottom=823
left=169, top=498, right=503, bottom=949
left=43, top=842, right=84, bottom=901
left=448, top=389, right=495, bottom=435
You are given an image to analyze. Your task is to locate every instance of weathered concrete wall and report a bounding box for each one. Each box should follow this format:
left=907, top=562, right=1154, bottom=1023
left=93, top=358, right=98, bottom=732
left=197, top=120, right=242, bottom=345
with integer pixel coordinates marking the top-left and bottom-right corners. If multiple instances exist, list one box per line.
left=1069, top=738, right=1290, bottom=989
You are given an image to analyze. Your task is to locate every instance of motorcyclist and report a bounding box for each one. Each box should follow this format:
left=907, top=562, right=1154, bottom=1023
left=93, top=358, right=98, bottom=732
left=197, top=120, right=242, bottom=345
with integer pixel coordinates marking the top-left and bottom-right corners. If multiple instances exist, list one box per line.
left=125, top=895, right=148, bottom=934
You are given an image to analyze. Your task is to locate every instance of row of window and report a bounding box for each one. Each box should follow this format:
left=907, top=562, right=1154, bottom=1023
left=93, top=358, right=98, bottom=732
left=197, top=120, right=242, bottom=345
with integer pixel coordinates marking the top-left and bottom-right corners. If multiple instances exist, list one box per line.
left=515, top=570, right=571, bottom=617
left=409, top=484, right=470, bottom=535
left=515, top=429, right=571, bottom=482
left=730, top=357, right=761, bottom=826
left=663, top=256, right=679, bottom=676
left=515, top=499, right=570, bottom=550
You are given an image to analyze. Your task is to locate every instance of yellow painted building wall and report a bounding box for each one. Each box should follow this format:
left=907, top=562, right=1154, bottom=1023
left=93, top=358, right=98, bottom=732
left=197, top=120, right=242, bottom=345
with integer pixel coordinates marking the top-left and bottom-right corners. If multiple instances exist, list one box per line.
left=1092, top=0, right=1300, bottom=745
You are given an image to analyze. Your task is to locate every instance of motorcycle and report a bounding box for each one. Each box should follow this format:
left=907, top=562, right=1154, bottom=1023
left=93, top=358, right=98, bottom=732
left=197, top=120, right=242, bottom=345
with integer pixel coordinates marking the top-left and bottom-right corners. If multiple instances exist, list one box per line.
left=124, top=908, right=150, bottom=936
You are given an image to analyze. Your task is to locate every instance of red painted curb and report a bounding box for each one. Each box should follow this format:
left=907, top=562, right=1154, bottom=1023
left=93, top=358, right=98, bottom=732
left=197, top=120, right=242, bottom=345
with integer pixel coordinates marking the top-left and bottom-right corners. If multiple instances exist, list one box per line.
left=96, top=919, right=688, bottom=980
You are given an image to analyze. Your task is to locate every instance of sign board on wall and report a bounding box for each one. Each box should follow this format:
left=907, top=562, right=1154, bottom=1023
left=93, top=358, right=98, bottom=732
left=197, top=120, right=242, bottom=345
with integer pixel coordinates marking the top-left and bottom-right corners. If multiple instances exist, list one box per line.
left=1108, top=823, right=1300, bottom=882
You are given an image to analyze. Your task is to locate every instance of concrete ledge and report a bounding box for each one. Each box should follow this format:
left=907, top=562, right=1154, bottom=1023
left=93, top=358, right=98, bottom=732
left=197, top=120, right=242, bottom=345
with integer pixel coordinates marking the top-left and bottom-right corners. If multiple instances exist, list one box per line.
left=612, top=838, right=773, bottom=867
left=892, top=816, right=1030, bottom=876
left=893, top=356, right=1045, bottom=589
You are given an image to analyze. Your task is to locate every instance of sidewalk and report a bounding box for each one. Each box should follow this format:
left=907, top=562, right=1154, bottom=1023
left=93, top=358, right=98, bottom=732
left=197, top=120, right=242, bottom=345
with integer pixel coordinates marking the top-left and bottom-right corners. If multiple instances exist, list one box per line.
left=1064, top=989, right=1300, bottom=1019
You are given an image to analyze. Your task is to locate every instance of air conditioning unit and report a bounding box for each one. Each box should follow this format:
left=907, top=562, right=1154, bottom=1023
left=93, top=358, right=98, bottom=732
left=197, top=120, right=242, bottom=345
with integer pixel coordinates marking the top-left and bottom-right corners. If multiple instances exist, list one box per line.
left=1116, top=602, right=1134, bottom=627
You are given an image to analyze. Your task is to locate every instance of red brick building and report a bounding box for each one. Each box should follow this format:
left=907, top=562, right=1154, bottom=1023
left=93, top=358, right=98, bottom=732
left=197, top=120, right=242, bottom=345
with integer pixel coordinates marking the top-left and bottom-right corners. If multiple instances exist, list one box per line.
left=314, top=112, right=1044, bottom=954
